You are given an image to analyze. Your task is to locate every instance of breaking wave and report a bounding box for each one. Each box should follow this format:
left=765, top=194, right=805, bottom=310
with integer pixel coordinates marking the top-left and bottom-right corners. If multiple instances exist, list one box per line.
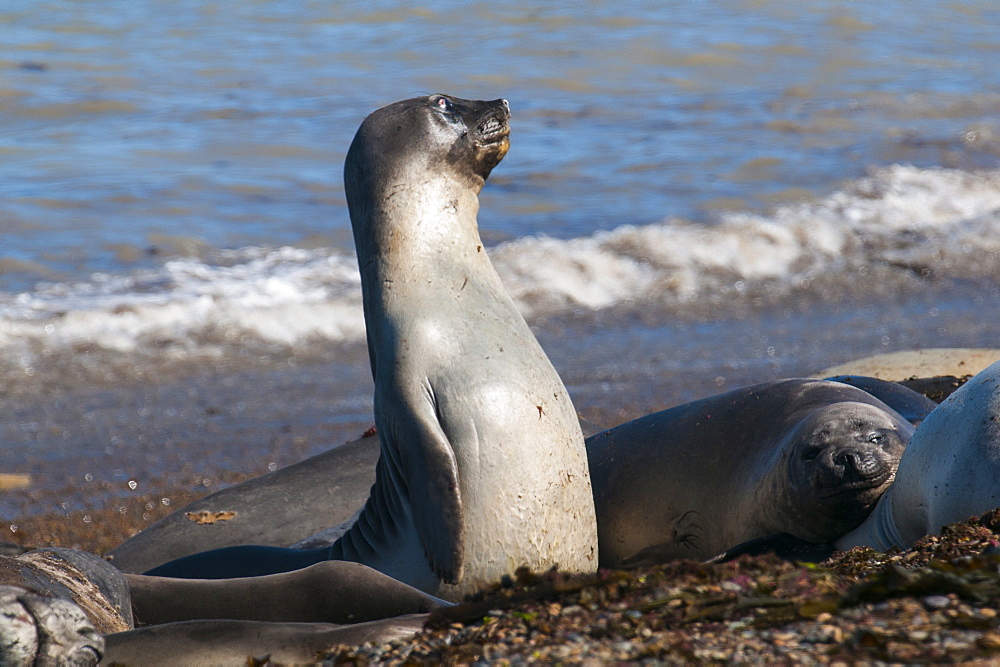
left=2, top=165, right=999, bottom=373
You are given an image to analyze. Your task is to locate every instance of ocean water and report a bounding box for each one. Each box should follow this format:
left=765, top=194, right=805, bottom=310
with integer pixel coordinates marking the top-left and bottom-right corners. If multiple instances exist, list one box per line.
left=2, top=2, right=999, bottom=518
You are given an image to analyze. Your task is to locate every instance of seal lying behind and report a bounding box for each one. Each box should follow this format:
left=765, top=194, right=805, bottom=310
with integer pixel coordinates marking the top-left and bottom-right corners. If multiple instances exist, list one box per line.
left=5, top=546, right=446, bottom=664
left=0, top=548, right=127, bottom=666
left=837, top=359, right=1000, bottom=551
left=109, top=432, right=382, bottom=574
left=111, top=413, right=605, bottom=575
left=824, top=375, right=939, bottom=426
left=144, top=94, right=599, bottom=601
left=588, top=379, right=912, bottom=567
left=122, top=376, right=915, bottom=575
left=102, top=616, right=429, bottom=666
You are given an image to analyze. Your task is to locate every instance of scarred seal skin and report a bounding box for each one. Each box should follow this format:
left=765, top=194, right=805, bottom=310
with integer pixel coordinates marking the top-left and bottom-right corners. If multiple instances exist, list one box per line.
left=587, top=379, right=912, bottom=567
left=143, top=95, right=599, bottom=601
left=0, top=547, right=132, bottom=666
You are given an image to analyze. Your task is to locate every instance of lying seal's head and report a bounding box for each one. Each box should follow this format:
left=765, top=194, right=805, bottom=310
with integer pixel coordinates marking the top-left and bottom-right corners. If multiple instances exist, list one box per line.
left=344, top=94, right=510, bottom=217
left=780, top=402, right=910, bottom=542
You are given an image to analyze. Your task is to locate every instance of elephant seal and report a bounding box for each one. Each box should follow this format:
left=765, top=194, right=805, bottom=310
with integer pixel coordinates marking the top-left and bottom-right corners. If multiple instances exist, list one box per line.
left=0, top=585, right=103, bottom=666
left=0, top=548, right=132, bottom=633
left=112, top=412, right=605, bottom=574
left=103, top=615, right=429, bottom=666
left=110, top=431, right=382, bottom=574
left=126, top=560, right=447, bottom=627
left=0, top=547, right=134, bottom=665
left=2, top=549, right=442, bottom=663
left=837, top=359, right=1000, bottom=551
left=825, top=375, right=939, bottom=426
left=588, top=379, right=912, bottom=567
left=144, top=95, right=598, bottom=601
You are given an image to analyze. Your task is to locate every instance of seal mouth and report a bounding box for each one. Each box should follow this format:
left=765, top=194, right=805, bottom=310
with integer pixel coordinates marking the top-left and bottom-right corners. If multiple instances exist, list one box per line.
left=476, top=116, right=510, bottom=146
left=819, top=469, right=894, bottom=499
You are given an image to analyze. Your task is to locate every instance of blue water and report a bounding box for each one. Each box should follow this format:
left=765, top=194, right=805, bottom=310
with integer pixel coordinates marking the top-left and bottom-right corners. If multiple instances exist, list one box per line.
left=1, top=1, right=999, bottom=518
left=3, top=1, right=998, bottom=287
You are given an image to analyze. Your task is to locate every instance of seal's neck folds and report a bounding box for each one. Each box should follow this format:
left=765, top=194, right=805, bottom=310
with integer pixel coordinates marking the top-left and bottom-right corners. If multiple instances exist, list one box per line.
left=356, top=176, right=485, bottom=281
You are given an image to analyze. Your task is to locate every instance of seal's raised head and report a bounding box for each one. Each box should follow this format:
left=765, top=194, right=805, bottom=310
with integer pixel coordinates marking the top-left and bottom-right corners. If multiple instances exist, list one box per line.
left=345, top=94, right=510, bottom=213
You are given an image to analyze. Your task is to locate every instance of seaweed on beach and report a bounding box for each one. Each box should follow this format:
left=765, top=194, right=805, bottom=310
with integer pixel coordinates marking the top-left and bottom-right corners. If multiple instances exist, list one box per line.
left=326, top=509, right=1000, bottom=664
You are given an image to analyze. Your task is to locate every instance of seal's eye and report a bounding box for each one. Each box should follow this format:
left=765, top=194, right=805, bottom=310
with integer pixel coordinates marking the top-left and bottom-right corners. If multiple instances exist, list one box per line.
left=802, top=446, right=822, bottom=462
left=436, top=97, right=453, bottom=112
left=867, top=432, right=885, bottom=444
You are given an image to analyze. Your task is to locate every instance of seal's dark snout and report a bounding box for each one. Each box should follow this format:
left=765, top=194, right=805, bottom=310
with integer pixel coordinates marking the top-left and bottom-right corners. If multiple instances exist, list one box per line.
left=477, top=100, right=510, bottom=141
left=834, top=448, right=881, bottom=481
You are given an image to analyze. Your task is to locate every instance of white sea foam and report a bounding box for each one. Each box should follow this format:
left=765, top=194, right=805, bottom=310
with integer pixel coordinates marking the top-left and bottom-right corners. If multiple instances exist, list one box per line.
left=494, top=165, right=1000, bottom=316
left=1, top=165, right=998, bottom=369
left=0, top=247, right=366, bottom=369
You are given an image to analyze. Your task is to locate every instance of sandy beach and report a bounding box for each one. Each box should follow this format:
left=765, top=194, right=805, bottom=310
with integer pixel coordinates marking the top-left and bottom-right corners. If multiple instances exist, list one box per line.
left=4, top=348, right=1000, bottom=662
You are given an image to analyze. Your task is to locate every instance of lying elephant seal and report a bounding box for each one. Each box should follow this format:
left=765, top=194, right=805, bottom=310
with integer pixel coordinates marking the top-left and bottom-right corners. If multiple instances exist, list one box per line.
left=103, top=615, right=429, bottom=666
left=0, top=547, right=133, bottom=665
left=4, top=547, right=444, bottom=663
left=588, top=379, right=912, bottom=567
left=109, top=431, right=382, bottom=574
left=837, top=359, right=1000, bottom=551
left=0, top=585, right=102, bottom=666
left=825, top=375, right=939, bottom=426
left=144, top=95, right=599, bottom=600
left=0, top=547, right=132, bottom=633
left=126, top=560, right=447, bottom=627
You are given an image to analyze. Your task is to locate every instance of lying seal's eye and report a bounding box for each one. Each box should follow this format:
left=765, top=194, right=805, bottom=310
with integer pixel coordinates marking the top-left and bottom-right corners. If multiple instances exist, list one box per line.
left=436, top=97, right=453, bottom=112
left=802, top=447, right=822, bottom=462
left=867, top=432, right=885, bottom=444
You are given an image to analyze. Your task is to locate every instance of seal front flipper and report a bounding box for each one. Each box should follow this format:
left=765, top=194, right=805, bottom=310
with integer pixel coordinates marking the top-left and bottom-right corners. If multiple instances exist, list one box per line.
left=381, top=384, right=465, bottom=583
left=707, top=534, right=837, bottom=564
left=617, top=511, right=704, bottom=568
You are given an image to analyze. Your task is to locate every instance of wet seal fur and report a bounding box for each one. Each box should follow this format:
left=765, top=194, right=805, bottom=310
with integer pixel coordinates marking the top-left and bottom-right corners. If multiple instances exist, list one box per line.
left=144, top=95, right=599, bottom=601
left=587, top=379, right=912, bottom=566
left=838, top=359, right=1000, bottom=551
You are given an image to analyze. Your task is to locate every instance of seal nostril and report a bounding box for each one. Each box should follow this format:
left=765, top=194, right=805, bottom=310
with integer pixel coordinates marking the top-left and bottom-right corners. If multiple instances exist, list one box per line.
left=834, top=451, right=857, bottom=470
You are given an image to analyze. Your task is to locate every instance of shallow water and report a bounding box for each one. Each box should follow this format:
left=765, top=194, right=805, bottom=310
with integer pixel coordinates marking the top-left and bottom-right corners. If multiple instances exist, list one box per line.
left=2, top=2, right=999, bottom=519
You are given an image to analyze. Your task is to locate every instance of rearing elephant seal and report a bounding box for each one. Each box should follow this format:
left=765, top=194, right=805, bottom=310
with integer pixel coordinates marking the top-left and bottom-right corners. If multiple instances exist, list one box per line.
left=146, top=95, right=599, bottom=601
left=588, top=379, right=912, bottom=567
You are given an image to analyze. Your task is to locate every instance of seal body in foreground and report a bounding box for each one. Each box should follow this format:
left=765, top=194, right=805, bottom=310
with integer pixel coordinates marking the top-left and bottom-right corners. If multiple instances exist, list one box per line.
left=588, top=379, right=912, bottom=566
left=0, top=547, right=133, bottom=665
left=2, top=549, right=443, bottom=661
left=146, top=95, right=598, bottom=601
left=837, top=359, right=1000, bottom=551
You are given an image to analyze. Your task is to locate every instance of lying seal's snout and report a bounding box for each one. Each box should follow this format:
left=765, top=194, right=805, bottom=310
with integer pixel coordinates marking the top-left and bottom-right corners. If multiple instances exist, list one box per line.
left=833, top=448, right=882, bottom=482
